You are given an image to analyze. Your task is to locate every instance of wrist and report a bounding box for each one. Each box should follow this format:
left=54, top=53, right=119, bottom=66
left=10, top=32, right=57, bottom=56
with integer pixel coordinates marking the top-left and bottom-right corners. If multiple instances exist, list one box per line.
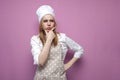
left=46, top=38, right=53, bottom=44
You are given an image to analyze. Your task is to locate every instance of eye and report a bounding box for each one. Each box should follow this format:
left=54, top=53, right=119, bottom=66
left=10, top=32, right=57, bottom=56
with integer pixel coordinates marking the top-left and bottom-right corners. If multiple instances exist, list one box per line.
left=43, top=20, right=48, bottom=22
left=50, top=19, right=54, bottom=22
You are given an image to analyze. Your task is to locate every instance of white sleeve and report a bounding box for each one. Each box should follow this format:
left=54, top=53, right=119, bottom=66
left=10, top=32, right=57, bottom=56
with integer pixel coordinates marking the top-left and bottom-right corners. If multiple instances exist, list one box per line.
left=30, top=35, right=42, bottom=65
left=65, top=34, right=84, bottom=58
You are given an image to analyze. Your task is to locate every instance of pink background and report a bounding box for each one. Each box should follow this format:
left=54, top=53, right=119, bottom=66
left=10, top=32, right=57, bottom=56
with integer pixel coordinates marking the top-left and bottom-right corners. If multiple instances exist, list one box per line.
left=0, top=0, right=120, bottom=80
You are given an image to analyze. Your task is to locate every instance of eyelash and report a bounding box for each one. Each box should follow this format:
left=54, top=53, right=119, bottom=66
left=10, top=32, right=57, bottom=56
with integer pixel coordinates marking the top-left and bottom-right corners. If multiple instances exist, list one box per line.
left=43, top=20, right=54, bottom=22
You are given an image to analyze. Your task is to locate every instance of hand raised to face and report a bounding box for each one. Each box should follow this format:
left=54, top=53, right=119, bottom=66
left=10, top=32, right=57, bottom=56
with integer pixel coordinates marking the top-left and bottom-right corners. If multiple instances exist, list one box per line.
left=45, top=27, right=56, bottom=41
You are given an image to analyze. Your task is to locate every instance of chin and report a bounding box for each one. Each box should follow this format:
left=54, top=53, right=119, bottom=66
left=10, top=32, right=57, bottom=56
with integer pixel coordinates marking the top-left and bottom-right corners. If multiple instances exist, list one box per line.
left=47, top=30, right=50, bottom=32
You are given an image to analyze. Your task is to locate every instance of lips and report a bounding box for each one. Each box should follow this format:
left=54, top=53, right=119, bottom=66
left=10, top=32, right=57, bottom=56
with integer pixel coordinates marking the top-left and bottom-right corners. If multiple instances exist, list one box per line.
left=46, top=27, right=51, bottom=30
left=45, top=27, right=51, bottom=33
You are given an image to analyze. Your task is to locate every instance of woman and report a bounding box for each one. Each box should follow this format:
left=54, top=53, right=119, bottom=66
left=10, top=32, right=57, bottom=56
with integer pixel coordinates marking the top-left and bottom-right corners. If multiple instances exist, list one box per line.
left=30, top=5, right=84, bottom=80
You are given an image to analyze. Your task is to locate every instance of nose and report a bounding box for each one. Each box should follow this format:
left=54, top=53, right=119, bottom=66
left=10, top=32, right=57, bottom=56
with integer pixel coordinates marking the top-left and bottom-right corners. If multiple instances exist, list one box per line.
left=47, top=21, right=51, bottom=26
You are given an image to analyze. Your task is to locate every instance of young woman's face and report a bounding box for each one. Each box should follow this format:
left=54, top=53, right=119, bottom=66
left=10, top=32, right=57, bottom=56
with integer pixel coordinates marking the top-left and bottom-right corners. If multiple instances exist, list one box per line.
left=42, top=14, right=55, bottom=32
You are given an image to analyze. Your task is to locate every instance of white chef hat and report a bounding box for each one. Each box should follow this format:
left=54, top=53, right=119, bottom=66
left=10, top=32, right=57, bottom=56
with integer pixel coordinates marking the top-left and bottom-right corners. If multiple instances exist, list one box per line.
left=36, top=5, right=55, bottom=23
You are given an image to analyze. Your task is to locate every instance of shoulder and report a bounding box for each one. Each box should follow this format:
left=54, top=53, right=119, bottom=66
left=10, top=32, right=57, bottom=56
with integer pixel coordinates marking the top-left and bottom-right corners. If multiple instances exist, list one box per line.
left=58, top=33, right=67, bottom=37
left=58, top=33, right=67, bottom=42
left=30, top=34, right=40, bottom=43
left=31, top=34, right=39, bottom=40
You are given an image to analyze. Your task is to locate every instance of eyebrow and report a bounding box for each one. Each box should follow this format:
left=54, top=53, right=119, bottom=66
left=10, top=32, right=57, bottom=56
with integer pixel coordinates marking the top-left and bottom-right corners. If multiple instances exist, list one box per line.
left=43, top=19, right=54, bottom=22
left=43, top=19, right=54, bottom=20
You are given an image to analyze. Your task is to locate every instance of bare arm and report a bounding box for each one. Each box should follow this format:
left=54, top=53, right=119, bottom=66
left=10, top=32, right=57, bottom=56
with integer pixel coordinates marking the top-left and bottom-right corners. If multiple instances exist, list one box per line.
left=38, top=28, right=55, bottom=66
left=38, top=38, right=52, bottom=66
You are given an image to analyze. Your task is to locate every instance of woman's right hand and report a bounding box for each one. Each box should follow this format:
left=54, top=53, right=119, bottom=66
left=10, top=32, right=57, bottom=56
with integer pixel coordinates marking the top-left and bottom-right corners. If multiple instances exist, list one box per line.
left=45, top=27, right=56, bottom=42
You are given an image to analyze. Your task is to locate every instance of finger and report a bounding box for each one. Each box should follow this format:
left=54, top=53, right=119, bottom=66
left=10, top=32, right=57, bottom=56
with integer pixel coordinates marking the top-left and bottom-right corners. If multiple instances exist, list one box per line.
left=51, top=27, right=56, bottom=31
left=44, top=30, right=48, bottom=34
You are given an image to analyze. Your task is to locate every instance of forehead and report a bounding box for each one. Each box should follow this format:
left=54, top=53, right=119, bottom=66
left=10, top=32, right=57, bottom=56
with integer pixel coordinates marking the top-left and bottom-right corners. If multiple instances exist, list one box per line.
left=43, top=14, right=54, bottom=20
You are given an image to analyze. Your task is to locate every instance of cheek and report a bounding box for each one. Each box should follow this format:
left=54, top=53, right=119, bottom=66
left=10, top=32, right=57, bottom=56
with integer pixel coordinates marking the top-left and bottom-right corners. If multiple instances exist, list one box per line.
left=51, top=23, right=55, bottom=26
left=42, top=23, right=47, bottom=29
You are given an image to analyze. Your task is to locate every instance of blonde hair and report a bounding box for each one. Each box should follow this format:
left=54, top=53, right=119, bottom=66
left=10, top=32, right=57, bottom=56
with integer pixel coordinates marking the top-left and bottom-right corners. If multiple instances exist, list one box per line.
left=39, top=17, right=58, bottom=46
